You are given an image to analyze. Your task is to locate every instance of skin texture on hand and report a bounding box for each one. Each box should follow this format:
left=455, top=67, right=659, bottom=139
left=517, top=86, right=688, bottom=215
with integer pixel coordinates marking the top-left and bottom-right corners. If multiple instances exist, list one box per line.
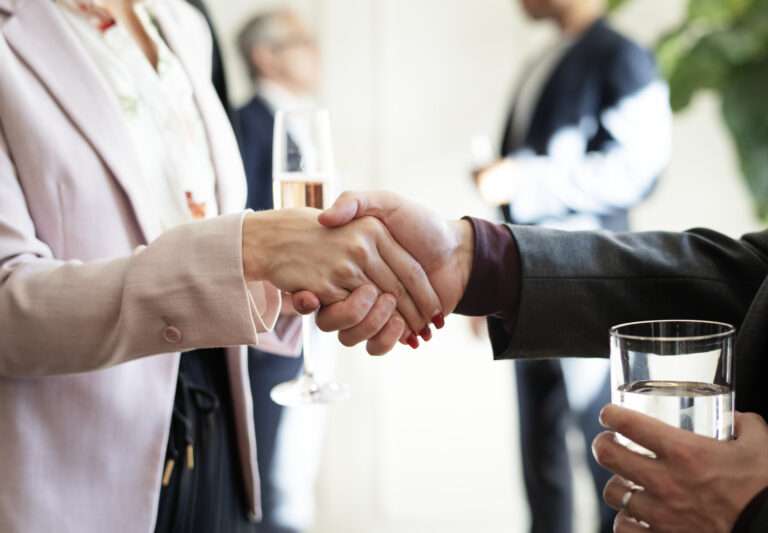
left=242, top=207, right=442, bottom=340
left=592, top=404, right=768, bottom=533
left=292, top=191, right=475, bottom=354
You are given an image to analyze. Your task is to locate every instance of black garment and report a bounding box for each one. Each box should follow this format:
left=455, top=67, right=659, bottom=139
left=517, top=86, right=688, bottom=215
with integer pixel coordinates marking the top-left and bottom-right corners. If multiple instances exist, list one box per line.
left=155, top=350, right=256, bottom=533
left=182, top=0, right=231, bottom=118
left=235, top=96, right=276, bottom=211
left=515, top=359, right=572, bottom=533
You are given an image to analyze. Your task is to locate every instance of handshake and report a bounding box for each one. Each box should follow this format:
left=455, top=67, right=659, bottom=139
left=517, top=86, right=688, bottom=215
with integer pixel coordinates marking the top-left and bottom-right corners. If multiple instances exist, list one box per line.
left=242, top=190, right=478, bottom=354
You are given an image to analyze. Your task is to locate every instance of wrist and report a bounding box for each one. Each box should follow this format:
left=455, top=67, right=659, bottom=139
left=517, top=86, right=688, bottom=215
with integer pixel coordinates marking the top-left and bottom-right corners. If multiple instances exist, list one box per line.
left=242, top=211, right=273, bottom=283
left=450, top=219, right=474, bottom=305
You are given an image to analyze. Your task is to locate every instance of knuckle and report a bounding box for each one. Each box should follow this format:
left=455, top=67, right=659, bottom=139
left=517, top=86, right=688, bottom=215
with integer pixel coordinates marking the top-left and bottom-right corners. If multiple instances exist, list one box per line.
left=336, top=261, right=358, bottom=282
left=360, top=215, right=384, bottom=233
left=405, top=261, right=426, bottom=287
left=349, top=239, right=371, bottom=264
left=391, top=282, right=407, bottom=302
left=318, top=282, right=345, bottom=305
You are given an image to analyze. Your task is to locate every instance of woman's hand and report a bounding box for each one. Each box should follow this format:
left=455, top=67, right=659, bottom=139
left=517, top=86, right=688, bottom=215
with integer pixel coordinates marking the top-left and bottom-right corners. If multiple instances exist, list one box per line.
left=593, top=404, right=768, bottom=532
left=242, top=208, right=442, bottom=341
left=291, top=191, right=476, bottom=354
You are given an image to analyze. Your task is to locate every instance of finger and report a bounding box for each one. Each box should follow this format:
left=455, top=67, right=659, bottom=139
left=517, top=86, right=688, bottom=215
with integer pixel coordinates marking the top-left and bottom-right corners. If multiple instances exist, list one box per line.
left=604, top=476, right=655, bottom=529
left=603, top=475, right=640, bottom=512
left=319, top=191, right=396, bottom=227
left=314, top=285, right=378, bottom=332
left=600, top=404, right=693, bottom=458
left=366, top=315, right=406, bottom=355
left=337, top=294, right=397, bottom=347
left=318, top=191, right=365, bottom=227
left=291, top=290, right=321, bottom=314
left=734, top=411, right=768, bottom=441
left=592, top=431, right=662, bottom=490
left=375, top=226, right=443, bottom=335
left=614, top=513, right=650, bottom=532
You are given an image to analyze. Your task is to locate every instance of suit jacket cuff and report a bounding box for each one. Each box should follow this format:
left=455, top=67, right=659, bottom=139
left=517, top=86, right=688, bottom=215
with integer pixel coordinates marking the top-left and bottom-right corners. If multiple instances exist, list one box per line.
left=454, top=217, right=520, bottom=317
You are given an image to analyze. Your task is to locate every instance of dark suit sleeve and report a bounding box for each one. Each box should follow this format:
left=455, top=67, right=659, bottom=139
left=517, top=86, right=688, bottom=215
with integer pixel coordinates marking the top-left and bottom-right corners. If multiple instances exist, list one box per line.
left=733, top=487, right=768, bottom=533
left=488, top=225, right=768, bottom=359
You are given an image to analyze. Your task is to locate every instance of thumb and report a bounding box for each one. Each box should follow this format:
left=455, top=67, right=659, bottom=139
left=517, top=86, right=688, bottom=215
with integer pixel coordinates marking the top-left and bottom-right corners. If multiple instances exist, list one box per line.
left=319, top=191, right=402, bottom=227
left=318, top=191, right=364, bottom=227
left=291, top=290, right=321, bottom=314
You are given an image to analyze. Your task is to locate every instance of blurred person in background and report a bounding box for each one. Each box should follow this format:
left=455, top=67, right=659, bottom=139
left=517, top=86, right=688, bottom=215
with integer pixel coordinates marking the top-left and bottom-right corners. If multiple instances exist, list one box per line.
left=473, top=0, right=671, bottom=531
left=235, top=11, right=326, bottom=533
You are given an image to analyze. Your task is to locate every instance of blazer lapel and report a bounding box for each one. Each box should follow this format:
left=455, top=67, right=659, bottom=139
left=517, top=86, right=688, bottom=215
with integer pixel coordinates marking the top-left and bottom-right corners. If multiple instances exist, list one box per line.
left=2, top=0, right=156, bottom=242
left=151, top=2, right=247, bottom=214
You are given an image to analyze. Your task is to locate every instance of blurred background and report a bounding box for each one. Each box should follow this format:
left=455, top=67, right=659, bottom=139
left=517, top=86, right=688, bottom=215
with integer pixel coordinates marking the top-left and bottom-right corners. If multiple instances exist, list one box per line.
left=206, top=0, right=764, bottom=531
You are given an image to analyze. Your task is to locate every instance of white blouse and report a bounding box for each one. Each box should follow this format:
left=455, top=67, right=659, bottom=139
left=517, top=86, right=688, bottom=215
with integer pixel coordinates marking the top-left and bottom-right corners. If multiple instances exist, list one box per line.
left=56, top=0, right=219, bottom=234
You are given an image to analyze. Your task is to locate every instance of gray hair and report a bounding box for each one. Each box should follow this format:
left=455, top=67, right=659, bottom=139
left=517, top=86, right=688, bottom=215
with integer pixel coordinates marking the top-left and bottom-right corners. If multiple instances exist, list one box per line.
left=236, top=9, right=291, bottom=79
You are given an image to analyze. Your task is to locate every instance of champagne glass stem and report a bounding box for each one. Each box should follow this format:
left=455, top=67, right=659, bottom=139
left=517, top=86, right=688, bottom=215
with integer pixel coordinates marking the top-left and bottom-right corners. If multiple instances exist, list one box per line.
left=301, top=313, right=315, bottom=377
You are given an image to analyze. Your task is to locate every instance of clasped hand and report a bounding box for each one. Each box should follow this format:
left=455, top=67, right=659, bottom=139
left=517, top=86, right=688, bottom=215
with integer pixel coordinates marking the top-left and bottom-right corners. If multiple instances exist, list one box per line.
left=242, top=196, right=473, bottom=354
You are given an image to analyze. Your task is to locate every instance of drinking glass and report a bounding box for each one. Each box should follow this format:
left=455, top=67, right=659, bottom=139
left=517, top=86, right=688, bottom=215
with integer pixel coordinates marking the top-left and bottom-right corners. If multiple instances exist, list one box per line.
left=270, top=108, right=350, bottom=406
left=609, top=320, right=735, bottom=455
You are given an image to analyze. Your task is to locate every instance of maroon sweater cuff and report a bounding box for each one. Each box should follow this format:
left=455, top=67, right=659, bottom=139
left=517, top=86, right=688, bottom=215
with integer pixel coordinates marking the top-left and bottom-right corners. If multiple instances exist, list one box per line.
left=732, top=487, right=768, bottom=533
left=454, top=217, right=521, bottom=317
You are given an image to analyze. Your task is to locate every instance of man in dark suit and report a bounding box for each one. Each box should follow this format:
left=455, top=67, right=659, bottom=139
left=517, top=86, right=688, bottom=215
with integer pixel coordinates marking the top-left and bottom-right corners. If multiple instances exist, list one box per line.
left=234, top=10, right=323, bottom=533
left=473, top=1, right=671, bottom=531
left=235, top=10, right=319, bottom=213
left=306, top=190, right=768, bottom=533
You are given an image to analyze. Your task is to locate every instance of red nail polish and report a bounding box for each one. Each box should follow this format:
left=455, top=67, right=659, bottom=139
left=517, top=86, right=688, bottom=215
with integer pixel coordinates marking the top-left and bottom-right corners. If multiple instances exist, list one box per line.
left=407, top=334, right=419, bottom=349
left=432, top=313, right=445, bottom=329
left=419, top=326, right=432, bottom=341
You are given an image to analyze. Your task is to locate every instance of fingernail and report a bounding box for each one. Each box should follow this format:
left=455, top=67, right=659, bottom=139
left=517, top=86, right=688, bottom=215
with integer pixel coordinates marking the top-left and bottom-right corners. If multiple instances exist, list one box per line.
left=361, top=285, right=377, bottom=305
left=599, top=405, right=610, bottom=428
left=419, top=325, right=432, bottom=341
left=432, top=313, right=445, bottom=329
left=406, top=334, right=419, bottom=349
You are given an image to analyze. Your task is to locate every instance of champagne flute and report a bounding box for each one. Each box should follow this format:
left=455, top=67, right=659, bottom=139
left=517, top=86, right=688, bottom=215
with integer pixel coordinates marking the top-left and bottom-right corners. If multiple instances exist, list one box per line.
left=270, top=108, right=350, bottom=406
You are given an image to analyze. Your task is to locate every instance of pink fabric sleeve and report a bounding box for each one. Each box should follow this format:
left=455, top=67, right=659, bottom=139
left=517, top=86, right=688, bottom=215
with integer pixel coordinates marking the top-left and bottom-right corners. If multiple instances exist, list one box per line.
left=0, top=210, right=280, bottom=377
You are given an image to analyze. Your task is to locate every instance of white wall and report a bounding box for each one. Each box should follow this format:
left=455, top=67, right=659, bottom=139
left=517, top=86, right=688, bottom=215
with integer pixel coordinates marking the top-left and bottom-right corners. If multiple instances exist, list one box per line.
left=205, top=1, right=764, bottom=532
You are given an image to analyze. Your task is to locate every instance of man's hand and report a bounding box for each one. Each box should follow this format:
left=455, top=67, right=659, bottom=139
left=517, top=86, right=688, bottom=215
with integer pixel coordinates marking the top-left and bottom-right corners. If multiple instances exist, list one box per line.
left=243, top=207, right=442, bottom=339
left=473, top=158, right=517, bottom=206
left=292, top=191, right=475, bottom=354
left=592, top=404, right=768, bottom=532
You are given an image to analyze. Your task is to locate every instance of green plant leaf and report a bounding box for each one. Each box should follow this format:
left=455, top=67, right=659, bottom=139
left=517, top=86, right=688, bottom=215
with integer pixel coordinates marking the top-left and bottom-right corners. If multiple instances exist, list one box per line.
left=607, top=0, right=633, bottom=11
left=688, top=0, right=753, bottom=26
left=721, top=60, right=768, bottom=219
left=665, top=35, right=729, bottom=111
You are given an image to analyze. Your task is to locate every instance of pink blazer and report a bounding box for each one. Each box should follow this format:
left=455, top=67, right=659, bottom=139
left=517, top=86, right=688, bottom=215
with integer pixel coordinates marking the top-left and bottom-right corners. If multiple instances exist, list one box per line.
left=0, top=0, right=280, bottom=530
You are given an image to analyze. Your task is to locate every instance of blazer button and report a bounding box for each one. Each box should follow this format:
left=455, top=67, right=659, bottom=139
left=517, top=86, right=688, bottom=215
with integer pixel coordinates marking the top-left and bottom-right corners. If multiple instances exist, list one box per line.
left=163, top=326, right=182, bottom=344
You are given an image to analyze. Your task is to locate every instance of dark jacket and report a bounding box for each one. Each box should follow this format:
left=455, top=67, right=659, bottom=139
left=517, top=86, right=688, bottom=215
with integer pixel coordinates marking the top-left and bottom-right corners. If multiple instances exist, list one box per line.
left=501, top=19, right=669, bottom=231
left=235, top=96, right=275, bottom=211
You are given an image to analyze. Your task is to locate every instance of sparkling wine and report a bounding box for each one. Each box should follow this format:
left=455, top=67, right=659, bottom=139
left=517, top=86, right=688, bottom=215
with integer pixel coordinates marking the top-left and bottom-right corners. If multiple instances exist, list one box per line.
left=615, top=380, right=733, bottom=455
left=272, top=176, right=331, bottom=210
